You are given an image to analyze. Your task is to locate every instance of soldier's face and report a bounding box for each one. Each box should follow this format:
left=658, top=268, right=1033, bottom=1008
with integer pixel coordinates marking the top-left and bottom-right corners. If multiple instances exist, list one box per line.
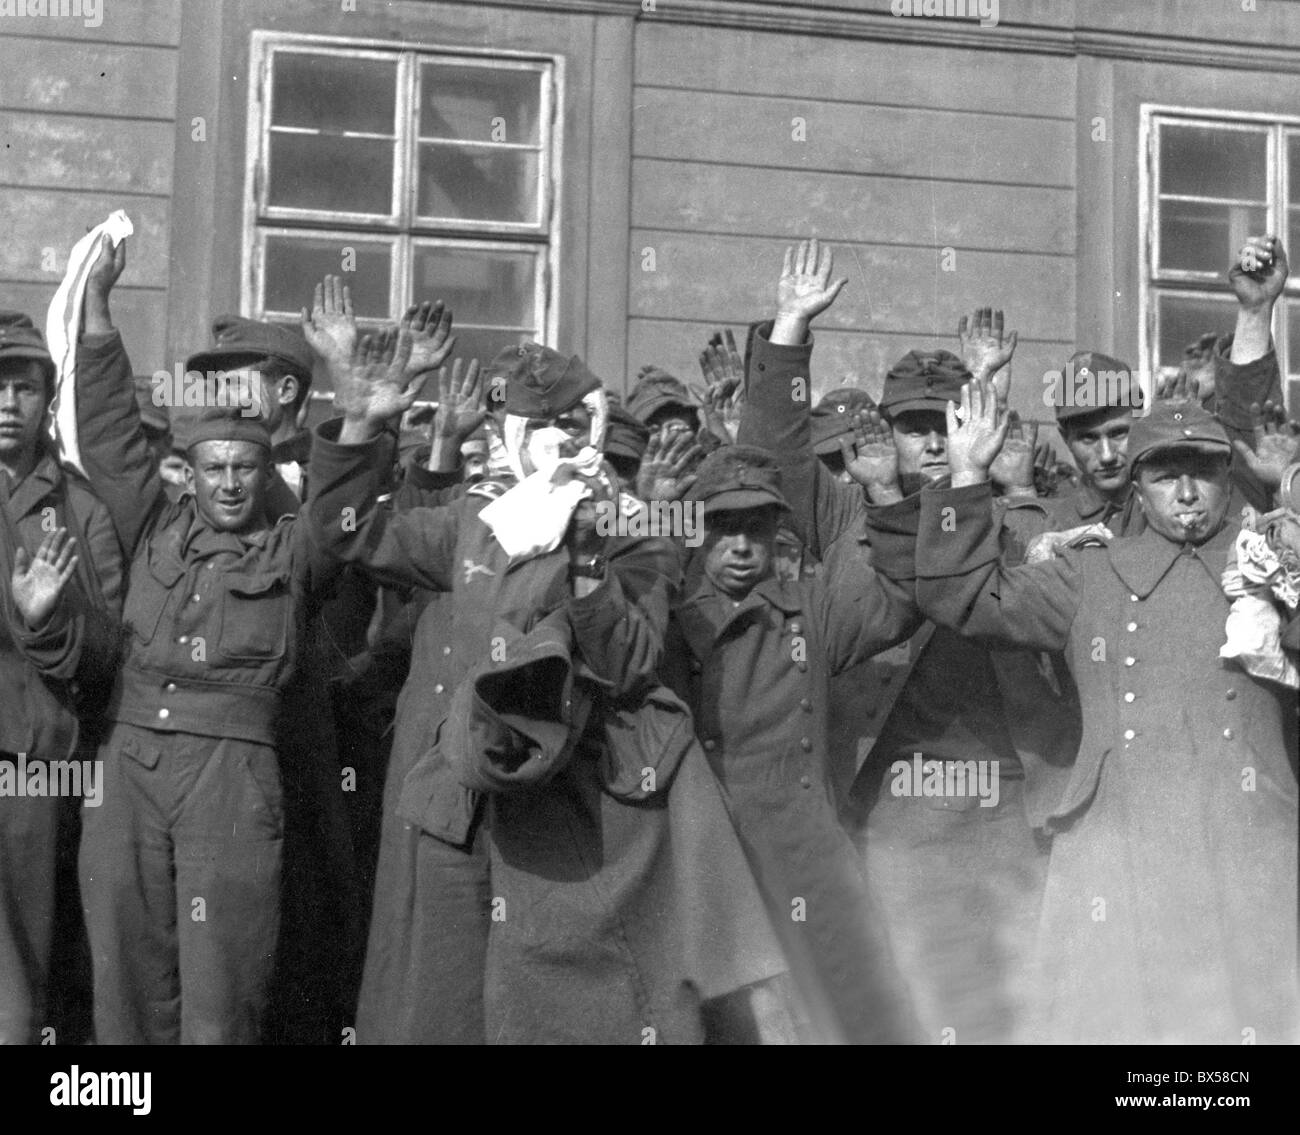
left=188, top=440, right=270, bottom=533
left=520, top=404, right=591, bottom=476
left=890, top=410, right=949, bottom=483
left=1134, top=449, right=1231, bottom=545
left=0, top=361, right=49, bottom=465
left=702, top=506, right=780, bottom=599
left=1065, top=406, right=1132, bottom=496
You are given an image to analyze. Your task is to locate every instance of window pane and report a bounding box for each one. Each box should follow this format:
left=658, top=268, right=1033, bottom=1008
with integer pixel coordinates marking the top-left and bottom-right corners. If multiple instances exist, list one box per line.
left=263, top=235, right=392, bottom=319
left=1156, top=293, right=1239, bottom=370
left=268, top=133, right=395, bottom=214
left=412, top=245, right=538, bottom=327
left=1290, top=134, right=1300, bottom=206
left=420, top=62, right=541, bottom=146
left=271, top=53, right=396, bottom=135
left=416, top=143, right=540, bottom=224
left=1159, top=200, right=1267, bottom=274
left=1160, top=124, right=1267, bottom=201
left=443, top=327, right=537, bottom=369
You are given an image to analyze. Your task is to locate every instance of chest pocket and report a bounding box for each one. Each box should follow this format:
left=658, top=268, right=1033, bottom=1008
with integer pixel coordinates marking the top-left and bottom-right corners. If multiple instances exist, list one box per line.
left=127, top=551, right=185, bottom=645
left=218, top=570, right=291, bottom=661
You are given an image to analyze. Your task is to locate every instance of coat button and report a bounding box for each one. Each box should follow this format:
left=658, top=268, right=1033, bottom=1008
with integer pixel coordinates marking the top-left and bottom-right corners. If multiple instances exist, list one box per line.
left=799, top=776, right=811, bottom=789
left=800, top=738, right=812, bottom=752
left=800, top=698, right=813, bottom=712
left=1123, top=728, right=1135, bottom=741
left=703, top=739, right=716, bottom=752
left=1223, top=728, right=1233, bottom=740
left=165, top=683, right=177, bottom=693
left=158, top=708, right=170, bottom=721
left=1125, top=657, right=1136, bottom=666
left=443, top=646, right=451, bottom=655
left=434, top=683, right=444, bottom=694
left=1130, top=594, right=1139, bottom=602
left=1124, top=692, right=1135, bottom=703
left=788, top=622, right=802, bottom=635
left=1225, top=688, right=1236, bottom=700
left=1126, top=622, right=1138, bottom=632
left=191, top=594, right=202, bottom=604
left=178, top=635, right=189, bottom=645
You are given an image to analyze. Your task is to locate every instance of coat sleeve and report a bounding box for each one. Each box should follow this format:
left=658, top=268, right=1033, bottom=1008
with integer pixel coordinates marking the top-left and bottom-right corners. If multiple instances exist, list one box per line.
left=815, top=549, right=923, bottom=676
left=305, top=420, right=459, bottom=593
left=565, top=535, right=680, bottom=702
left=736, top=319, right=865, bottom=559
left=73, top=330, right=165, bottom=559
left=915, top=481, right=1082, bottom=653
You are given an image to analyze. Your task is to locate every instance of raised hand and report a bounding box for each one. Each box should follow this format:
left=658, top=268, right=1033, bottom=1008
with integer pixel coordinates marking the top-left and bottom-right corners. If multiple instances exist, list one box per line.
left=335, top=327, right=423, bottom=444
left=957, top=307, right=1017, bottom=408
left=989, top=411, right=1039, bottom=497
left=301, top=275, right=356, bottom=376
left=1155, top=364, right=1203, bottom=403
left=772, top=238, right=847, bottom=346
left=636, top=425, right=703, bottom=503
left=699, top=329, right=744, bottom=401
left=839, top=408, right=902, bottom=504
left=1232, top=400, right=1300, bottom=491
left=432, top=357, right=485, bottom=442
left=946, top=378, right=1010, bottom=488
left=1229, top=235, right=1288, bottom=311
left=84, top=232, right=127, bottom=335
left=402, top=300, right=456, bottom=377
left=11, top=528, right=78, bottom=628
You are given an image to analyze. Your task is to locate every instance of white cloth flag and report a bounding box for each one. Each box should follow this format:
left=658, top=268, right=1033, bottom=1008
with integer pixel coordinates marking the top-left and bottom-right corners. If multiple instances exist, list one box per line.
left=46, top=210, right=134, bottom=477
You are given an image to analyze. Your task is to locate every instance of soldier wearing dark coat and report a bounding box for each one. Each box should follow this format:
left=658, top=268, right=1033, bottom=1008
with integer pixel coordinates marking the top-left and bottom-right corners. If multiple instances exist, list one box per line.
left=880, top=382, right=1299, bottom=1043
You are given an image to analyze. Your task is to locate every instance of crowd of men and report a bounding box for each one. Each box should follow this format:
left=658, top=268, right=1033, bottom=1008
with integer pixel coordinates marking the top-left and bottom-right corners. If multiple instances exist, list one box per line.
left=1, top=226, right=1297, bottom=1045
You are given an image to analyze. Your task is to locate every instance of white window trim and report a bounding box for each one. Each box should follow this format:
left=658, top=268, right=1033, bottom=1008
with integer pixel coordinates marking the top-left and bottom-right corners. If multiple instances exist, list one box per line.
left=242, top=29, right=564, bottom=396
left=1139, top=104, right=1300, bottom=394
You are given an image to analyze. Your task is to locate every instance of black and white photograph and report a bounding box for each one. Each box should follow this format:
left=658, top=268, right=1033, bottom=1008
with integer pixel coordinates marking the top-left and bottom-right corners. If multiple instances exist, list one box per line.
left=0, top=0, right=1297, bottom=1084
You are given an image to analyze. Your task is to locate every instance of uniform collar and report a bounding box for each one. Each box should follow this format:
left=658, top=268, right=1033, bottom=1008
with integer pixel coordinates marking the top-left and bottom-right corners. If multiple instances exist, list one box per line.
left=0, top=449, right=61, bottom=519
left=179, top=497, right=272, bottom=557
left=1070, top=479, right=1130, bottom=523
left=678, top=571, right=801, bottom=655
left=1106, top=516, right=1233, bottom=598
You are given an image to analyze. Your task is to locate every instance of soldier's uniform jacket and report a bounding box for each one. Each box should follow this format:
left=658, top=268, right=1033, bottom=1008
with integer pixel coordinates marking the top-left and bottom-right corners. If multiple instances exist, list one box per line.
left=0, top=450, right=122, bottom=757
left=72, top=331, right=334, bottom=744
left=737, top=322, right=1081, bottom=826
left=662, top=560, right=920, bottom=1042
left=306, top=422, right=787, bottom=1044
left=889, top=480, right=1299, bottom=1043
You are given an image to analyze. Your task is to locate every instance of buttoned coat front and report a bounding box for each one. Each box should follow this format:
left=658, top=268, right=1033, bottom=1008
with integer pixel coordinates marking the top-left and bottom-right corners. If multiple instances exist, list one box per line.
left=901, top=481, right=1299, bottom=1044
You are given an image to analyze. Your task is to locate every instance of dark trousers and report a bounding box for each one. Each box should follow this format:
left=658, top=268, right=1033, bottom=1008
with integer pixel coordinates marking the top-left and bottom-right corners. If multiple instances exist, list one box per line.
left=80, top=724, right=283, bottom=1044
left=0, top=755, right=59, bottom=1044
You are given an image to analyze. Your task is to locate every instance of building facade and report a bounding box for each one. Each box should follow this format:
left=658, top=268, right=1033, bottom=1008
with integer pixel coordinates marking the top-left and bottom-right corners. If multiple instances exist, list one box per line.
left=2, top=0, right=1299, bottom=417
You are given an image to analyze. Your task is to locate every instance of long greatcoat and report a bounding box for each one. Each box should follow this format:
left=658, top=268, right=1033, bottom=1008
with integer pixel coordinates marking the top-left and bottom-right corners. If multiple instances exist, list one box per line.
left=897, top=480, right=1299, bottom=1044
left=308, top=424, right=787, bottom=1044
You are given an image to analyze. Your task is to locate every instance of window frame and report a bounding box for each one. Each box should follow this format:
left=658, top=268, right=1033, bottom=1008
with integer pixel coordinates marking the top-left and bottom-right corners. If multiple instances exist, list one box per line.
left=1140, top=104, right=1300, bottom=403
left=242, top=30, right=564, bottom=397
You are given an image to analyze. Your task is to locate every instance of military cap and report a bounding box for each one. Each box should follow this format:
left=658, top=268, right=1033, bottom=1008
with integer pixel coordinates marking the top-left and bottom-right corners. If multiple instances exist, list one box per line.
left=133, top=374, right=172, bottom=436
left=0, top=311, right=56, bottom=388
left=186, top=315, right=315, bottom=380
left=627, top=366, right=701, bottom=427
left=812, top=386, right=876, bottom=455
left=185, top=405, right=273, bottom=452
left=1126, top=398, right=1230, bottom=470
left=691, top=444, right=789, bottom=515
left=487, top=342, right=601, bottom=419
left=1053, top=351, right=1142, bottom=423
left=879, top=349, right=971, bottom=417
left=603, top=404, right=651, bottom=463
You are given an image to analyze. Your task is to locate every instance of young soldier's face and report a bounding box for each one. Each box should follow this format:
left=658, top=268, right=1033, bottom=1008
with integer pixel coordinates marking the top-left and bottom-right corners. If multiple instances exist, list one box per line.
left=890, top=409, right=949, bottom=483
left=188, top=440, right=271, bottom=533
left=0, top=361, right=49, bottom=465
left=1134, top=449, right=1231, bottom=546
left=702, top=506, right=781, bottom=599
left=1064, top=405, right=1132, bottom=496
left=519, top=404, right=591, bottom=477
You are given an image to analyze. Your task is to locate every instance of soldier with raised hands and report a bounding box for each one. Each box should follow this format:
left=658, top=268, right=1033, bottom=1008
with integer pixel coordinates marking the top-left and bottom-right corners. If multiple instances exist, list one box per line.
left=876, top=377, right=1299, bottom=1043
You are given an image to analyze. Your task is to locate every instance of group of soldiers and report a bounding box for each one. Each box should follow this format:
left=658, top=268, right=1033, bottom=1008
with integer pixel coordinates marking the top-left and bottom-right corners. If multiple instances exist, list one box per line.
left=1, top=226, right=1296, bottom=1045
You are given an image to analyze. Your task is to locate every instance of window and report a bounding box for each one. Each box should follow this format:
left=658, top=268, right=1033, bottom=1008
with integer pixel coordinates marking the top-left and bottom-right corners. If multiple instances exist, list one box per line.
left=245, top=34, right=560, bottom=393
left=1142, top=108, right=1300, bottom=406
